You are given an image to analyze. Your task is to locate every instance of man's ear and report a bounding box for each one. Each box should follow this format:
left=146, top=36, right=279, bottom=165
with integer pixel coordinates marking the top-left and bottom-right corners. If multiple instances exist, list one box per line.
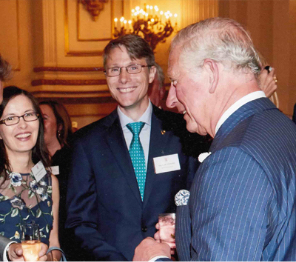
left=148, top=66, right=157, bottom=84
left=204, top=59, right=219, bottom=94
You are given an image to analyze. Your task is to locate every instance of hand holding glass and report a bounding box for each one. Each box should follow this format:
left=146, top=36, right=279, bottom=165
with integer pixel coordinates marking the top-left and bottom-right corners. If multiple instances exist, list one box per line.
left=158, top=213, right=176, bottom=250
left=21, top=223, right=41, bottom=261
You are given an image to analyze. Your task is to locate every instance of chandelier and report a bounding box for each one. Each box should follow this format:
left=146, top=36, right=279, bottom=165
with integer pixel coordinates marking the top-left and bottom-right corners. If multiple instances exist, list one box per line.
left=113, top=5, right=178, bottom=51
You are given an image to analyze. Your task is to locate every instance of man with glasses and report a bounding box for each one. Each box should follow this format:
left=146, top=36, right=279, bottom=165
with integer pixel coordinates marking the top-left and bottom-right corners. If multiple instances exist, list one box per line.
left=66, top=34, right=205, bottom=260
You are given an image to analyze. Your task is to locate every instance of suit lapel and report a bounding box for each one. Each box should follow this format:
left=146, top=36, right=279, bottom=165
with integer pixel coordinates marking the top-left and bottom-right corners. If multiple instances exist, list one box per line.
left=143, top=108, right=169, bottom=209
left=105, top=111, right=142, bottom=205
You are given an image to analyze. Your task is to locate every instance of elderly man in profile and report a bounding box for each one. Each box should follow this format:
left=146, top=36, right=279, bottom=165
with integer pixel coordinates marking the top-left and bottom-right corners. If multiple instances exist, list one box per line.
left=134, top=17, right=296, bottom=261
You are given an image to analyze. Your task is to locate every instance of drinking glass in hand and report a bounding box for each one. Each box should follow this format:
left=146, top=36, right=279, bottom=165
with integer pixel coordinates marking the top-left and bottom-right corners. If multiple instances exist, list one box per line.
left=158, top=213, right=176, bottom=249
left=21, top=222, right=41, bottom=261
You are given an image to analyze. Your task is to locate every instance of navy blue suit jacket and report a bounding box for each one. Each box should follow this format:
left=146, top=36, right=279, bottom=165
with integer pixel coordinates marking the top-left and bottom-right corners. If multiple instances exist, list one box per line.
left=66, top=105, right=203, bottom=261
left=176, top=98, right=296, bottom=261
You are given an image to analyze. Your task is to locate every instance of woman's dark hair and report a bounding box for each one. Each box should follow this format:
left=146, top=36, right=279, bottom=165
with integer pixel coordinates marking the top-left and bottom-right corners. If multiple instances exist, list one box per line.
left=0, top=86, right=51, bottom=182
left=39, top=100, right=73, bottom=147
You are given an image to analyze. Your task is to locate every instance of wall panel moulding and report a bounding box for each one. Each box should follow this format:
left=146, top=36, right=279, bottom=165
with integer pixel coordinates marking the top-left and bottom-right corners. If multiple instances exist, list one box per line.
left=33, top=66, right=105, bottom=72
left=64, top=0, right=124, bottom=56
left=31, top=79, right=107, bottom=86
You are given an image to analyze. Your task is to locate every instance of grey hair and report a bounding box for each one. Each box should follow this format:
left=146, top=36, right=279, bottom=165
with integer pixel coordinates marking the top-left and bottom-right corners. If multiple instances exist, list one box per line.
left=171, top=17, right=262, bottom=76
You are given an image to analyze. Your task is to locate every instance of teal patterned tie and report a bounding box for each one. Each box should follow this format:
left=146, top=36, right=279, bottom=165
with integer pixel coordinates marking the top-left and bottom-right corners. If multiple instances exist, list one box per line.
left=127, top=122, right=146, bottom=201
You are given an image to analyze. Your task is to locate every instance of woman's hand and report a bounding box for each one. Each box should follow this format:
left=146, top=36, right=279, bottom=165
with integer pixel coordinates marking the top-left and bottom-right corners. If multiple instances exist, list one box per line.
left=7, top=243, right=24, bottom=261
left=38, top=243, right=49, bottom=261
left=258, top=66, right=277, bottom=98
left=8, top=242, right=49, bottom=261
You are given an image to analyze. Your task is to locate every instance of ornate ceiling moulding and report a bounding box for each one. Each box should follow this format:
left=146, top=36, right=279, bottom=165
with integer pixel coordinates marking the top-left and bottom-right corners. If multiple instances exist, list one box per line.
left=31, top=79, right=107, bottom=86
left=34, top=67, right=104, bottom=72
left=80, top=0, right=108, bottom=21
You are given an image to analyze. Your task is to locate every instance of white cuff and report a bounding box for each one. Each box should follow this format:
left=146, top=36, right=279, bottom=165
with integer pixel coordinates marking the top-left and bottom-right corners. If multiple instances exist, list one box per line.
left=3, top=241, right=17, bottom=262
left=148, top=255, right=170, bottom=262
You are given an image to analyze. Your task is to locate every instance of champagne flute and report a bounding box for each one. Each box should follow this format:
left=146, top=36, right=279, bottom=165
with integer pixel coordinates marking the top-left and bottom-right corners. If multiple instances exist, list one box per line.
left=21, top=222, right=41, bottom=261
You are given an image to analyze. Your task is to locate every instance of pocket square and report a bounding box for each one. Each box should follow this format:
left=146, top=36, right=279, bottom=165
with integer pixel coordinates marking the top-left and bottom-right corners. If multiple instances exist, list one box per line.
left=175, top=189, right=190, bottom=206
left=198, top=152, right=211, bottom=163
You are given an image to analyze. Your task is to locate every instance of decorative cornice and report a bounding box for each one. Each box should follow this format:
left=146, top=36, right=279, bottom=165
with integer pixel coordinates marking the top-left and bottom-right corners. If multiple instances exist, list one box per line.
left=34, top=67, right=105, bottom=72
left=81, top=0, right=108, bottom=21
left=31, top=79, right=107, bottom=86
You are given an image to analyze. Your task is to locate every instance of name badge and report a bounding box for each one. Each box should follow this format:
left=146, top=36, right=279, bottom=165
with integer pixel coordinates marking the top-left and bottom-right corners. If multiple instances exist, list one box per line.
left=153, top=153, right=181, bottom=174
left=31, top=161, right=47, bottom=182
left=50, top=166, right=60, bottom=175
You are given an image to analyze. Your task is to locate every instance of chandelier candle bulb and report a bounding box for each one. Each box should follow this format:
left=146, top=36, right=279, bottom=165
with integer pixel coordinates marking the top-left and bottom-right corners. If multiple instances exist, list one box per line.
left=112, top=5, right=178, bottom=50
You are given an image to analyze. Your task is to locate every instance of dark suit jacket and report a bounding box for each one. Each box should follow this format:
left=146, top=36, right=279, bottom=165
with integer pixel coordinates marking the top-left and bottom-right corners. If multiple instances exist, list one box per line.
left=0, top=236, right=11, bottom=260
left=292, top=103, right=296, bottom=124
left=176, top=98, right=296, bottom=261
left=66, top=105, right=204, bottom=261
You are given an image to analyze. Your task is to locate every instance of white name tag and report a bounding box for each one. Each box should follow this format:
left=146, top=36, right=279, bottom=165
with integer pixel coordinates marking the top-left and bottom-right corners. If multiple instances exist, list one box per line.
left=31, top=161, right=47, bottom=182
left=153, top=153, right=181, bottom=174
left=50, top=166, right=60, bottom=175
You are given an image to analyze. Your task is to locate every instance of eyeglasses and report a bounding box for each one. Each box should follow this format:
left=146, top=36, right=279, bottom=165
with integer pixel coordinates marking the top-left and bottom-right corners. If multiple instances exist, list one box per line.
left=104, top=64, right=151, bottom=77
left=0, top=112, right=39, bottom=126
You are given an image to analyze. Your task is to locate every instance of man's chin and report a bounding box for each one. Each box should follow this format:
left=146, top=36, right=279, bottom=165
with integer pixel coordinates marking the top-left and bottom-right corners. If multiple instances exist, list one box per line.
left=186, top=122, right=207, bottom=136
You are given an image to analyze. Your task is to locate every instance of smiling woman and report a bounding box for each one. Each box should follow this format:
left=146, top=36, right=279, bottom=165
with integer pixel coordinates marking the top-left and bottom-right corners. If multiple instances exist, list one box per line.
left=0, top=86, right=61, bottom=261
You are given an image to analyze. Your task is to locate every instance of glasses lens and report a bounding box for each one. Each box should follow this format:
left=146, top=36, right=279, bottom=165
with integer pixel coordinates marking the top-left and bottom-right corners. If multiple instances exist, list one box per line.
left=24, top=113, right=38, bottom=122
left=5, top=116, right=18, bottom=126
left=107, top=67, right=120, bottom=77
left=127, top=64, right=141, bottom=74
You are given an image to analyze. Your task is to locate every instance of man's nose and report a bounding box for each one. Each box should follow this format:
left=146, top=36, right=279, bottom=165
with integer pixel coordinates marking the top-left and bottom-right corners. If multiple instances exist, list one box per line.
left=166, top=83, right=178, bottom=109
left=18, top=116, right=28, bottom=128
left=119, top=68, right=130, bottom=83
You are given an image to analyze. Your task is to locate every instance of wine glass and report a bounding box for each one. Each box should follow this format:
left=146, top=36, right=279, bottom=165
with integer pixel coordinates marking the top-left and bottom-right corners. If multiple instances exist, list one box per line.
left=21, top=222, right=41, bottom=261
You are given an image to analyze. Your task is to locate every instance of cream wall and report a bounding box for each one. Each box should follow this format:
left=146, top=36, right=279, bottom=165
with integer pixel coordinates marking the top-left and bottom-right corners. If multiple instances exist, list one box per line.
left=0, top=0, right=295, bottom=129
left=219, top=0, right=296, bottom=116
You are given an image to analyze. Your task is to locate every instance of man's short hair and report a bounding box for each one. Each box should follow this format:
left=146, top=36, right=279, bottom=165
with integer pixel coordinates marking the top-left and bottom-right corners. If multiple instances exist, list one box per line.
left=103, top=34, right=155, bottom=69
left=171, top=17, right=262, bottom=77
left=0, top=55, right=12, bottom=81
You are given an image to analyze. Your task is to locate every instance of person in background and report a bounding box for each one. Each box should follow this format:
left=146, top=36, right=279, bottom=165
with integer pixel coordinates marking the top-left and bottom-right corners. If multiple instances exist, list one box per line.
left=0, top=86, right=61, bottom=261
left=258, top=65, right=277, bottom=98
left=39, top=101, right=73, bottom=157
left=0, top=55, right=11, bottom=103
left=39, top=100, right=73, bottom=260
left=65, top=34, right=206, bottom=261
left=134, top=17, right=296, bottom=261
left=257, top=52, right=278, bottom=107
left=148, top=63, right=166, bottom=109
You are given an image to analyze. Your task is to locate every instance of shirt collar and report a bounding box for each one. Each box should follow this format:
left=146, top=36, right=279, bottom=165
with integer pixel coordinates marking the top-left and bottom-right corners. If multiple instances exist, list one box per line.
left=117, top=100, right=153, bottom=128
left=215, top=91, right=266, bottom=135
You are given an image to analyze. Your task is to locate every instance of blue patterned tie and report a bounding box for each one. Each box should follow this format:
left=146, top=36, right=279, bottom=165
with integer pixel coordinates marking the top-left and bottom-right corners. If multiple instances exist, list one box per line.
left=127, top=122, right=146, bottom=201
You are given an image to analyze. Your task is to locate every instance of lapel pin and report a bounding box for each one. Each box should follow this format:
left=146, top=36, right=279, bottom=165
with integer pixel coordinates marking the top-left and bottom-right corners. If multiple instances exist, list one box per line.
left=161, top=130, right=166, bottom=135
